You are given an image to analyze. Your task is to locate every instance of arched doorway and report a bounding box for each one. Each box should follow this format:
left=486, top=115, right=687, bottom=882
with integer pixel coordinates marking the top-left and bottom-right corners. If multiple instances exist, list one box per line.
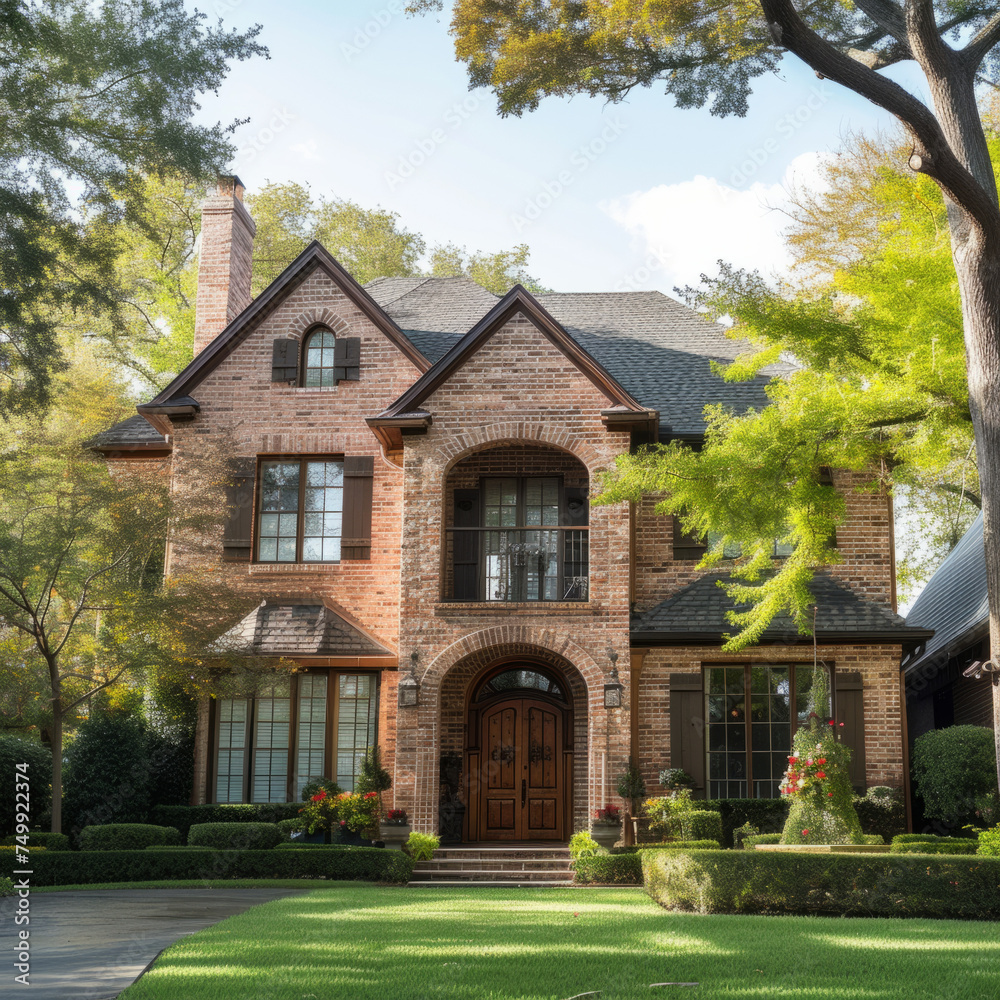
left=465, top=663, right=572, bottom=841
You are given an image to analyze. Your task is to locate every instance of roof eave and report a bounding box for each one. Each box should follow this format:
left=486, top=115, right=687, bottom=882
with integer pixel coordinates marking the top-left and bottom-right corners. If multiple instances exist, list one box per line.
left=631, top=628, right=934, bottom=651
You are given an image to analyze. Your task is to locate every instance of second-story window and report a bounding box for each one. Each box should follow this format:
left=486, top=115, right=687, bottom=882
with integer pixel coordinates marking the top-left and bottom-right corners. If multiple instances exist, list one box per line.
left=302, top=328, right=337, bottom=388
left=450, top=476, right=589, bottom=602
left=257, top=458, right=344, bottom=562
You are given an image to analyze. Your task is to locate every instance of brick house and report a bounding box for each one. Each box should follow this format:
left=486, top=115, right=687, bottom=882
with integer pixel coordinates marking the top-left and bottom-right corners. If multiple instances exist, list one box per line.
left=93, top=178, right=931, bottom=841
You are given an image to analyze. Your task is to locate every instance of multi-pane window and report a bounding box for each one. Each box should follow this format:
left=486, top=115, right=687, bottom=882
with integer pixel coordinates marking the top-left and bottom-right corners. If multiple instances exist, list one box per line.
left=303, top=328, right=337, bottom=388
left=213, top=673, right=378, bottom=803
left=705, top=665, right=818, bottom=799
left=257, top=459, right=344, bottom=563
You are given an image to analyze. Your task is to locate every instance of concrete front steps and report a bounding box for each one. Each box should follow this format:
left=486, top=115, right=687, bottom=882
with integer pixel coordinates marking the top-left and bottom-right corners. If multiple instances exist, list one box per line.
left=408, top=844, right=574, bottom=887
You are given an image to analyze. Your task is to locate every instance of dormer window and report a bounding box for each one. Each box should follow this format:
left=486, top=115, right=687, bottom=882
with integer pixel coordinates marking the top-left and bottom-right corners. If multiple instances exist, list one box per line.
left=303, top=328, right=337, bottom=388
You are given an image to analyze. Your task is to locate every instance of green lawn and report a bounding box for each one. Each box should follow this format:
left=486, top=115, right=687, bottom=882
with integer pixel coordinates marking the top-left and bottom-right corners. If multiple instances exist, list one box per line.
left=118, top=886, right=999, bottom=1000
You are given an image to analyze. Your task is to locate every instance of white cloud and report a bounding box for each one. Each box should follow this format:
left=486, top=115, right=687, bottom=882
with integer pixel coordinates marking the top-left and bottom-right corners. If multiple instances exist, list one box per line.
left=603, top=152, right=834, bottom=292
left=290, top=139, right=322, bottom=162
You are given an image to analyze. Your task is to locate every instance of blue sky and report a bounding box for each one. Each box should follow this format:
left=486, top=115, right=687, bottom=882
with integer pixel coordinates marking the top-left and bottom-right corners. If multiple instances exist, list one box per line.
left=201, top=2, right=921, bottom=295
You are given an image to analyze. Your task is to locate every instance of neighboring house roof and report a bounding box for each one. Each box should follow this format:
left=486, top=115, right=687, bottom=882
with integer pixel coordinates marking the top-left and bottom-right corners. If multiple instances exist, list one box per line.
left=88, top=414, right=169, bottom=452
left=632, top=571, right=933, bottom=649
left=367, top=275, right=501, bottom=335
left=903, top=512, right=988, bottom=674
left=216, top=601, right=393, bottom=658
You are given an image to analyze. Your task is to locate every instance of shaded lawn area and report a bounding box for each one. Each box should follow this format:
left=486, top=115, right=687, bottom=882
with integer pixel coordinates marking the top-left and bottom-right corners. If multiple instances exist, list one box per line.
left=118, top=886, right=999, bottom=1000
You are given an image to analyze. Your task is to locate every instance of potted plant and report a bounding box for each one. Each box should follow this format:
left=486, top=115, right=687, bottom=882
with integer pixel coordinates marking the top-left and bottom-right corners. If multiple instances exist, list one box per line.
left=357, top=745, right=393, bottom=838
left=658, top=768, right=695, bottom=795
left=379, top=808, right=411, bottom=849
left=616, top=758, right=646, bottom=845
left=590, top=803, right=621, bottom=850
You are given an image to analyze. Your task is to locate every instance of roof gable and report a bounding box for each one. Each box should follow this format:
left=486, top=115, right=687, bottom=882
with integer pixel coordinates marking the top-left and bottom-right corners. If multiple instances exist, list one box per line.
left=140, top=241, right=431, bottom=416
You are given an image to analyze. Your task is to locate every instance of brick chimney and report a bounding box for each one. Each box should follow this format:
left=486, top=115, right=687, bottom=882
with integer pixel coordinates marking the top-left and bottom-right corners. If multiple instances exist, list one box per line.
left=194, top=175, right=256, bottom=356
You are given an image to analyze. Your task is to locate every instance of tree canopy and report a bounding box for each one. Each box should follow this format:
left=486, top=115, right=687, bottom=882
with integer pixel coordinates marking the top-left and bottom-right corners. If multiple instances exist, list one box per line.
left=0, top=0, right=266, bottom=413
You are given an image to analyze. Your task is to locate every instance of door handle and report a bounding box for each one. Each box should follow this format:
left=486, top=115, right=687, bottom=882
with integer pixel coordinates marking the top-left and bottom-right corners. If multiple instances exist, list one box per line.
left=521, top=778, right=526, bottom=807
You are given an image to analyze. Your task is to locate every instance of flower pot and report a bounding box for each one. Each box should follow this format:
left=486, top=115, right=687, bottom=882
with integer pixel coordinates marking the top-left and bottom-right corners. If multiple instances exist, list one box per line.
left=379, top=822, right=412, bottom=850
left=590, top=822, right=620, bottom=851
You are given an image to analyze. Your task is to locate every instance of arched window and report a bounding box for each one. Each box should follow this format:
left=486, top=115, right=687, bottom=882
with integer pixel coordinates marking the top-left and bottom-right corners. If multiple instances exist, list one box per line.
left=474, top=667, right=567, bottom=703
left=302, top=328, right=336, bottom=388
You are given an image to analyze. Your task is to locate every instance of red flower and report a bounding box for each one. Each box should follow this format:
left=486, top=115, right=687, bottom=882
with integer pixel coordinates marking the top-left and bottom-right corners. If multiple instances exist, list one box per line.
left=802, top=829, right=810, bottom=836
left=838, top=722, right=845, bottom=727
left=817, top=758, right=827, bottom=765
left=816, top=771, right=826, bottom=779
left=827, top=792, right=834, bottom=798
left=829, top=719, right=836, bottom=725
left=311, top=791, right=327, bottom=802
left=788, top=756, right=798, bottom=763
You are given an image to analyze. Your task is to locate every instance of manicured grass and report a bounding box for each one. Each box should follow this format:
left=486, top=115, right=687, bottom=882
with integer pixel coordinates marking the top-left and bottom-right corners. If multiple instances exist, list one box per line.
left=119, top=886, right=1000, bottom=1000
left=35, top=878, right=339, bottom=893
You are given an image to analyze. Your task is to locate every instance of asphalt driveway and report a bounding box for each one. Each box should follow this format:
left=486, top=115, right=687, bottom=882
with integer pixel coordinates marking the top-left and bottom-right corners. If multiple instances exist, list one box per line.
left=0, top=886, right=311, bottom=999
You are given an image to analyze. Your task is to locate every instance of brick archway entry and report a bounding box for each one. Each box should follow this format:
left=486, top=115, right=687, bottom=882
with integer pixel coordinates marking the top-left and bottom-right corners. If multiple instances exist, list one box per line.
left=466, top=661, right=572, bottom=842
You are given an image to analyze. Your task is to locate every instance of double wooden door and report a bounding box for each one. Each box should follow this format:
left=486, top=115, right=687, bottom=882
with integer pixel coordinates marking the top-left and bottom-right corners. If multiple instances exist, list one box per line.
left=479, top=697, right=565, bottom=840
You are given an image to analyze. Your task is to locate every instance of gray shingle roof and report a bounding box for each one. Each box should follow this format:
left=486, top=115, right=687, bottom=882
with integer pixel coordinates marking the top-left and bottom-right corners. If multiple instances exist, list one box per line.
left=366, top=278, right=778, bottom=434
left=217, top=602, right=392, bottom=657
left=903, top=512, right=987, bottom=672
left=633, top=571, right=930, bottom=646
left=88, top=414, right=167, bottom=450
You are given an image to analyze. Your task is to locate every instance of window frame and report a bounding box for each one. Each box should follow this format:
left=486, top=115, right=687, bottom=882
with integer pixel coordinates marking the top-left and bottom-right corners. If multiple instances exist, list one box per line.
left=300, top=326, right=337, bottom=389
left=703, top=663, right=832, bottom=800
left=210, top=670, right=380, bottom=803
left=255, top=455, right=345, bottom=565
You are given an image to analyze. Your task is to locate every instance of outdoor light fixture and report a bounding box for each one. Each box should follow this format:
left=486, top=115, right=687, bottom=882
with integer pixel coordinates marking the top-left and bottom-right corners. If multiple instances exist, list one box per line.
left=398, top=650, right=420, bottom=708
left=604, top=649, right=624, bottom=709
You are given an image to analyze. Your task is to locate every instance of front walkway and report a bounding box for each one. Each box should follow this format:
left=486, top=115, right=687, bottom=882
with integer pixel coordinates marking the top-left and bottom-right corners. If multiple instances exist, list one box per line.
left=0, top=886, right=310, bottom=999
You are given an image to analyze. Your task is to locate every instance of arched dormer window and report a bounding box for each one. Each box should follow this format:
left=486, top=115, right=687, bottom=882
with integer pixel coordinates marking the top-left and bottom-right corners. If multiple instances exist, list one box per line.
left=302, top=328, right=336, bottom=388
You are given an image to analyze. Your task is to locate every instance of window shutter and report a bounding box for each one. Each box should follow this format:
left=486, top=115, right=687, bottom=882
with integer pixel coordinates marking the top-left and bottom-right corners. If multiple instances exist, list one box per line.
left=342, top=456, right=374, bottom=559
left=222, top=457, right=255, bottom=562
left=669, top=673, right=705, bottom=793
left=271, top=339, right=299, bottom=382
left=672, top=515, right=707, bottom=560
left=560, top=486, right=589, bottom=526
left=834, top=671, right=866, bottom=792
left=334, top=337, right=361, bottom=381
left=453, top=489, right=480, bottom=600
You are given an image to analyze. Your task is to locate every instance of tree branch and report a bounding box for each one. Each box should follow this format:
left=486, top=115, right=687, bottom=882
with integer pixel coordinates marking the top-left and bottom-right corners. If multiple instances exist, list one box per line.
left=854, top=0, right=908, bottom=44
left=934, top=482, right=982, bottom=507
left=964, top=10, right=1000, bottom=69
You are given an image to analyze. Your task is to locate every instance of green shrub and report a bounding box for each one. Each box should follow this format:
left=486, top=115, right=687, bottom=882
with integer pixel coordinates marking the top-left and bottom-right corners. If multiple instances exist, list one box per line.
left=892, top=833, right=954, bottom=844
left=744, top=834, right=782, bottom=848
left=890, top=839, right=978, bottom=855
left=277, top=818, right=305, bottom=842
left=355, top=746, right=392, bottom=796
left=569, top=830, right=603, bottom=859
left=1, top=832, right=70, bottom=851
left=642, top=848, right=1000, bottom=918
left=977, top=825, right=1000, bottom=856
left=187, top=823, right=282, bottom=851
left=150, top=803, right=306, bottom=841
left=861, top=834, right=885, bottom=845
left=0, top=735, right=52, bottom=835
left=0, top=877, right=13, bottom=896
left=29, top=847, right=413, bottom=886
left=853, top=789, right=906, bottom=843
left=643, top=791, right=695, bottom=840
left=697, top=799, right=789, bottom=848
left=616, top=840, right=720, bottom=854
left=405, top=831, right=440, bottom=861
left=682, top=810, right=723, bottom=843
left=63, top=714, right=153, bottom=839
left=574, top=853, right=642, bottom=884
left=911, top=725, right=998, bottom=825
left=79, top=824, right=180, bottom=851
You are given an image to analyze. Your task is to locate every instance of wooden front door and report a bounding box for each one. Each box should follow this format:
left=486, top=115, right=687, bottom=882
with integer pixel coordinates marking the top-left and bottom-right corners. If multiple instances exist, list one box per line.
left=480, top=697, right=564, bottom=840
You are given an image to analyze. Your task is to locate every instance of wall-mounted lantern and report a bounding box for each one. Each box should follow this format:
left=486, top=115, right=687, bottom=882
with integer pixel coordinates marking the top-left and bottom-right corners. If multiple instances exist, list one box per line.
left=604, top=649, right=624, bottom=709
left=398, top=650, right=420, bottom=708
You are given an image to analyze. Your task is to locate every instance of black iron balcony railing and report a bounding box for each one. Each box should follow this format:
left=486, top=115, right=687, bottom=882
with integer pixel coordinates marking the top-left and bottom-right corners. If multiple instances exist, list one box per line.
left=447, top=527, right=589, bottom=602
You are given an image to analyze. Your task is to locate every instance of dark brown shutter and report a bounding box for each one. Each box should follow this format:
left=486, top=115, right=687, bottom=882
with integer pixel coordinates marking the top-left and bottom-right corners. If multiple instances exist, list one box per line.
left=560, top=486, right=589, bottom=526
left=834, top=671, right=867, bottom=792
left=271, top=339, right=299, bottom=382
left=453, top=489, right=480, bottom=600
left=341, top=456, right=374, bottom=559
left=672, top=515, right=708, bottom=560
left=334, top=337, right=361, bottom=381
left=669, top=673, right=705, bottom=794
left=222, top=457, right=255, bottom=562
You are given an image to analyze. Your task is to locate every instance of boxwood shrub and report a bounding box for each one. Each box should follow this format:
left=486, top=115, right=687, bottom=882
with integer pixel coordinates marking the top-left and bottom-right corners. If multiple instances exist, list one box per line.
left=1, top=832, right=70, bottom=851
left=151, top=803, right=305, bottom=841
left=187, top=823, right=282, bottom=851
left=79, top=824, right=181, bottom=851
left=682, top=811, right=723, bottom=843
left=574, top=853, right=642, bottom=884
left=978, top=825, right=1000, bottom=856
left=890, top=839, right=978, bottom=855
left=743, top=833, right=782, bottom=848
left=616, top=841, right=721, bottom=853
left=29, top=847, right=413, bottom=886
left=642, top=848, right=1000, bottom=918
left=0, top=876, right=13, bottom=896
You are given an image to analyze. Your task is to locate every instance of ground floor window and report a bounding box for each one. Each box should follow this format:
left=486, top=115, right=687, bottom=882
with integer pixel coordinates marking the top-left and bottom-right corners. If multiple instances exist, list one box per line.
left=213, top=672, right=378, bottom=803
left=705, top=664, right=819, bottom=799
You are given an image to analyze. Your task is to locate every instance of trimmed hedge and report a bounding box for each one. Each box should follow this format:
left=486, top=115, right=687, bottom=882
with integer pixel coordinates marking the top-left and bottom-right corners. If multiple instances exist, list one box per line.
left=744, top=834, right=782, bottom=848
left=619, top=841, right=721, bottom=854
left=79, top=824, right=181, bottom=851
left=151, top=803, right=306, bottom=841
left=574, top=853, right=642, bottom=884
left=890, top=840, right=978, bottom=855
left=642, top=849, right=1000, bottom=918
left=1, top=832, right=70, bottom=851
left=854, top=794, right=906, bottom=843
left=892, top=833, right=970, bottom=844
left=187, top=823, right=282, bottom=851
left=682, top=811, right=723, bottom=843
left=29, top=847, right=413, bottom=886
left=277, top=818, right=304, bottom=841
